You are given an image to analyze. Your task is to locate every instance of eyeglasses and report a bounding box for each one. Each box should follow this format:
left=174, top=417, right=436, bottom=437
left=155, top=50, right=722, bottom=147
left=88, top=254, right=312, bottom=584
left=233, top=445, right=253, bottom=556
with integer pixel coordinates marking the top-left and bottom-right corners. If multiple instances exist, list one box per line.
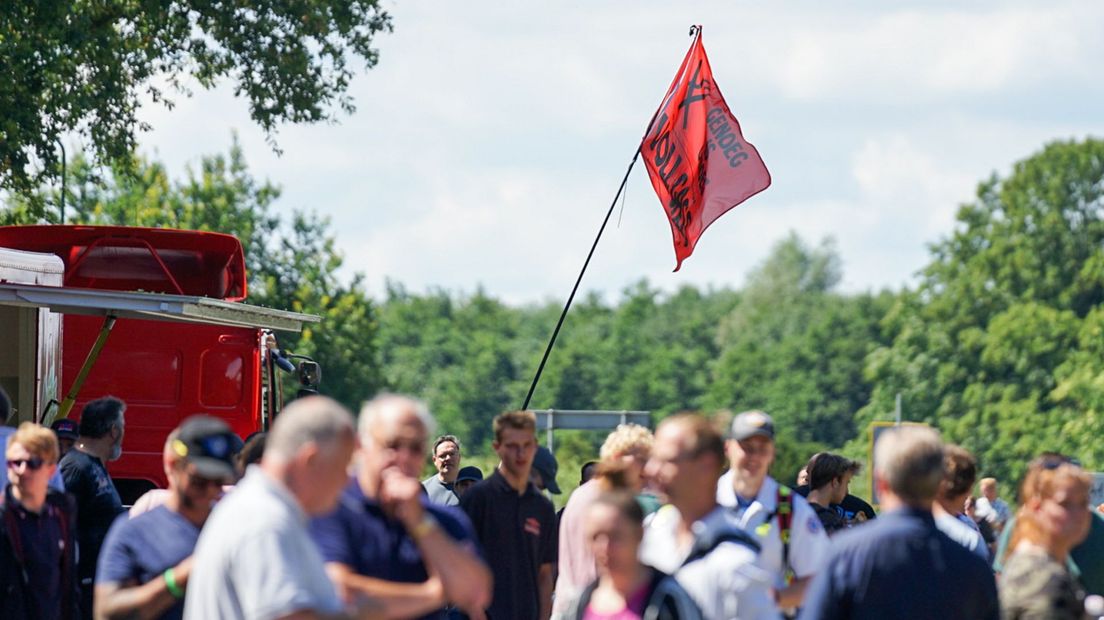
left=7, top=457, right=46, bottom=471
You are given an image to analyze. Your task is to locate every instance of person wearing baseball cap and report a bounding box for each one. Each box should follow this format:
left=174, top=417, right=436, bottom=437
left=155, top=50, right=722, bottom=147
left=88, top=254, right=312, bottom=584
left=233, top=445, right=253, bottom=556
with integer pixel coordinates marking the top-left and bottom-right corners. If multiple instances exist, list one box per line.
left=530, top=445, right=562, bottom=495
left=51, top=418, right=79, bottom=459
left=95, top=416, right=239, bottom=620
left=454, top=465, right=483, bottom=499
left=717, top=410, right=830, bottom=613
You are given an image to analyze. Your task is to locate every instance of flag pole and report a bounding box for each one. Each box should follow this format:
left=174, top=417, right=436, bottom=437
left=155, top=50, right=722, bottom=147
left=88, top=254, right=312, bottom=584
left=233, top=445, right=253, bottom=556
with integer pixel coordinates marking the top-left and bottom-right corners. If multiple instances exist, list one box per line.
left=520, top=146, right=645, bottom=411
left=521, top=25, right=701, bottom=411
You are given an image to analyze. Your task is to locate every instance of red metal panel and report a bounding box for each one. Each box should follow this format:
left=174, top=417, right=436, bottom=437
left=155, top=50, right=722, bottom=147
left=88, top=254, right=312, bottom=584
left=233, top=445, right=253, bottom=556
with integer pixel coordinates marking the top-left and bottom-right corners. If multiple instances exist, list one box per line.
left=0, top=225, right=247, bottom=301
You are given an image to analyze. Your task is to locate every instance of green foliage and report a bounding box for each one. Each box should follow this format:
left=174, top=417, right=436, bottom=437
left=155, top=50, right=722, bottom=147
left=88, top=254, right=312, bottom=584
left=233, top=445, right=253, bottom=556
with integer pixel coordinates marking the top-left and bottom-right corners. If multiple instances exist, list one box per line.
left=0, top=0, right=391, bottom=193
left=707, top=234, right=893, bottom=448
left=0, top=139, right=383, bottom=409
left=863, top=138, right=1104, bottom=486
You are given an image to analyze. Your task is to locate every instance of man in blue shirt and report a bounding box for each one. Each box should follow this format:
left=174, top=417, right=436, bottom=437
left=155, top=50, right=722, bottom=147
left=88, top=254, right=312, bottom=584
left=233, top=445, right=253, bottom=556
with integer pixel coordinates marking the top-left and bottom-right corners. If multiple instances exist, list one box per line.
left=309, top=394, right=491, bottom=619
left=799, top=426, right=999, bottom=620
left=94, top=416, right=238, bottom=620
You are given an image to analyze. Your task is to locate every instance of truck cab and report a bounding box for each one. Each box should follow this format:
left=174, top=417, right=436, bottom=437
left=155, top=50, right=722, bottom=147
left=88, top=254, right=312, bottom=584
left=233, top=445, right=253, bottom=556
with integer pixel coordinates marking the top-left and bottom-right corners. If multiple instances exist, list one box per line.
left=0, top=226, right=319, bottom=502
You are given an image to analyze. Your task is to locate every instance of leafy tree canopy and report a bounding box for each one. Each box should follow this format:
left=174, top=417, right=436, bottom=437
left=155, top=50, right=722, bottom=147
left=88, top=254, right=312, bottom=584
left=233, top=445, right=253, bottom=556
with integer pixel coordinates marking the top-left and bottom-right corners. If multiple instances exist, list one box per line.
left=0, top=0, right=391, bottom=193
left=862, top=138, right=1104, bottom=485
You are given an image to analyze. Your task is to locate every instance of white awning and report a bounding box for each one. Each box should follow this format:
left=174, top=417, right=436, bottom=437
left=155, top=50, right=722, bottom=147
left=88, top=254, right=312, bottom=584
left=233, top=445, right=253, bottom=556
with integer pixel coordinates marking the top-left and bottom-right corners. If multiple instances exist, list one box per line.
left=0, top=282, right=319, bottom=332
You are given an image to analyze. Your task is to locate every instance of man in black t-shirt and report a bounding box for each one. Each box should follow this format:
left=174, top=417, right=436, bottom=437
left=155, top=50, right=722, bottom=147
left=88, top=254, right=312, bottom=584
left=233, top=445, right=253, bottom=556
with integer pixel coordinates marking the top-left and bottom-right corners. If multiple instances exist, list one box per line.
left=59, top=396, right=126, bottom=619
left=461, top=411, right=557, bottom=620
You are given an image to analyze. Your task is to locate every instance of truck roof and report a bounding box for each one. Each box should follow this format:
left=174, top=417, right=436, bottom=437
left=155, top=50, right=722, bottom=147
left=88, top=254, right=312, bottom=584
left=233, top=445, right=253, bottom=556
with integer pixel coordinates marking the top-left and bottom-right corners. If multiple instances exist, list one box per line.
left=0, top=225, right=248, bottom=301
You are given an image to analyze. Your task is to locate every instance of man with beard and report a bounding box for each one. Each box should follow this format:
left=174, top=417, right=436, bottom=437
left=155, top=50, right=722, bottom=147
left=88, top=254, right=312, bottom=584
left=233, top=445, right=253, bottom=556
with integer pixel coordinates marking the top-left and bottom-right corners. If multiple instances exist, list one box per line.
left=59, top=396, right=127, bottom=618
left=94, top=417, right=238, bottom=620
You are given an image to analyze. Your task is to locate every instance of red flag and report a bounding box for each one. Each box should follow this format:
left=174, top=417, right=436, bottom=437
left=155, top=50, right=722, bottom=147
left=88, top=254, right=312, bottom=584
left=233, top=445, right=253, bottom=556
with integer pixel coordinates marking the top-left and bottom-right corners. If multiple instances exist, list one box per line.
left=641, top=27, right=771, bottom=271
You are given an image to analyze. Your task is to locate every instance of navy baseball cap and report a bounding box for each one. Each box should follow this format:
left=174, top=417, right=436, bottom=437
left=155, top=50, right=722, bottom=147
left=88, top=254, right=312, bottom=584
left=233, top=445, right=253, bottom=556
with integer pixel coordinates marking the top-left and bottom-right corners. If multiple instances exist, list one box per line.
left=456, top=466, right=484, bottom=483
left=51, top=418, right=79, bottom=439
left=172, top=416, right=239, bottom=482
left=532, top=446, right=562, bottom=494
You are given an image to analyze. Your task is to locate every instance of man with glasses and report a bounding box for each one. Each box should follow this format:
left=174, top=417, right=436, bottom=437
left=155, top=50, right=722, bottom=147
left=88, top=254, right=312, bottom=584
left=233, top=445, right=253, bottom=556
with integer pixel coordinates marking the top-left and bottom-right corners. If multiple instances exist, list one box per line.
left=717, top=411, right=829, bottom=612
left=59, top=396, right=127, bottom=619
left=423, top=435, right=463, bottom=506
left=0, top=422, right=79, bottom=619
left=309, top=394, right=492, bottom=619
left=641, top=413, right=778, bottom=619
left=94, top=416, right=238, bottom=620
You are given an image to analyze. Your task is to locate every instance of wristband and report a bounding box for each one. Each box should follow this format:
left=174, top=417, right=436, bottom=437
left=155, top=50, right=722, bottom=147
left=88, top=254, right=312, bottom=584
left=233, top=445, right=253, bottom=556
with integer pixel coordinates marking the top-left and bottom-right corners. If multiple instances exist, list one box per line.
left=410, top=514, right=438, bottom=540
left=163, top=568, right=184, bottom=599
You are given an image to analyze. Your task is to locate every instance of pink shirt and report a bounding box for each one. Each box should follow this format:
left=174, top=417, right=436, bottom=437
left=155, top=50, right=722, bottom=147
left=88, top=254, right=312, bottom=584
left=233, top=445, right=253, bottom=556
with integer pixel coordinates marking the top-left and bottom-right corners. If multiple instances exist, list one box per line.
left=554, top=479, right=603, bottom=616
left=582, top=580, right=649, bottom=620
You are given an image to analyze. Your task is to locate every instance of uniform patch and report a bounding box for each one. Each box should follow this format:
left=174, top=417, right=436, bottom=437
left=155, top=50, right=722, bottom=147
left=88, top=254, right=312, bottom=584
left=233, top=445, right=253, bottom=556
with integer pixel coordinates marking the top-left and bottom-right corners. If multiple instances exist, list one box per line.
left=524, top=517, right=541, bottom=536
left=807, top=516, right=822, bottom=533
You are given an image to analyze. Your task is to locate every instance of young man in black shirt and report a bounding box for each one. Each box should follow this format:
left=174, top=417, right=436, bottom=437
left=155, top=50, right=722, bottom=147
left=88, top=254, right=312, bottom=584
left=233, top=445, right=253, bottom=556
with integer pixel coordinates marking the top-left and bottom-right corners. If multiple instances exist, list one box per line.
left=59, top=396, right=127, bottom=619
left=460, top=411, right=557, bottom=620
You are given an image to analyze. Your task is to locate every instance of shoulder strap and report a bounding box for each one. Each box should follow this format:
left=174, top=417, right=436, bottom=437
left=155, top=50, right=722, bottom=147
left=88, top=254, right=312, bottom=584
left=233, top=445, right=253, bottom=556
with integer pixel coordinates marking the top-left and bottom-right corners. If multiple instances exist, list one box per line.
left=681, top=525, right=761, bottom=567
left=775, top=485, right=793, bottom=573
left=573, top=578, right=602, bottom=620
left=45, top=491, right=74, bottom=619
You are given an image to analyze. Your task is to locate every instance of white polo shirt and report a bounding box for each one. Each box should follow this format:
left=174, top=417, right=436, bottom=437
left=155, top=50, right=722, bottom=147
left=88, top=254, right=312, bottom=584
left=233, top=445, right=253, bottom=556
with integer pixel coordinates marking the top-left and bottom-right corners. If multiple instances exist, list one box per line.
left=716, top=472, right=830, bottom=588
left=640, top=504, right=781, bottom=620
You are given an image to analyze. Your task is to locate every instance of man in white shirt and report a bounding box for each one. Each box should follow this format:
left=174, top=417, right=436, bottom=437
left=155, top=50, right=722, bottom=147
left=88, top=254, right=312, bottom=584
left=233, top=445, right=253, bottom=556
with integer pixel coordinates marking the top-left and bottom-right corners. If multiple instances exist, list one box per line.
left=975, top=477, right=1011, bottom=534
left=184, top=396, right=377, bottom=620
left=717, top=410, right=830, bottom=610
left=641, top=413, right=779, bottom=620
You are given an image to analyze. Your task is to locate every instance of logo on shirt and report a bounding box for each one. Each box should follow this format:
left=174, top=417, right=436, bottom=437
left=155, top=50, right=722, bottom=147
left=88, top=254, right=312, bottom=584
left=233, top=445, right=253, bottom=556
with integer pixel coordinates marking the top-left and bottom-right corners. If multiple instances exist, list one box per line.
left=807, top=516, right=822, bottom=533
left=524, top=517, right=541, bottom=536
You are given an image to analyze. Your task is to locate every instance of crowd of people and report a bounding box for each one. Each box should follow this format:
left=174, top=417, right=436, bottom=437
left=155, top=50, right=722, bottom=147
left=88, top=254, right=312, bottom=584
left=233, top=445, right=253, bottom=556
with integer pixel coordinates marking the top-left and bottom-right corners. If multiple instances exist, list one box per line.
left=2, top=383, right=1103, bottom=619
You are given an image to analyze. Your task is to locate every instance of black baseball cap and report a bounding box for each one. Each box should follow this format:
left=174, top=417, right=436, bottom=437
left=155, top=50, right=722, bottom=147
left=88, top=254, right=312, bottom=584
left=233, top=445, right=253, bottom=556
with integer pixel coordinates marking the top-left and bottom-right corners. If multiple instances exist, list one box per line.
left=456, top=466, right=484, bottom=483
left=51, top=418, right=79, bottom=440
left=172, top=416, right=239, bottom=482
left=532, top=446, right=562, bottom=494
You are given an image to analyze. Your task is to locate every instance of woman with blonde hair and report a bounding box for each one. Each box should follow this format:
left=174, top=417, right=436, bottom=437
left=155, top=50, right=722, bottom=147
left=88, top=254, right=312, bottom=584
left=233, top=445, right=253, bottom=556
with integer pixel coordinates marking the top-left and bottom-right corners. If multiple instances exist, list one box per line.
left=1000, top=460, right=1093, bottom=619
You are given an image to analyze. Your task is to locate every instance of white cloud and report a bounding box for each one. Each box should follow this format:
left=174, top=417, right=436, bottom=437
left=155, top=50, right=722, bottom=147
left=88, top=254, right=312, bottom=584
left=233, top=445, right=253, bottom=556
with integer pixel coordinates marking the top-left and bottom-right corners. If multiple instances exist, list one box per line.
left=124, top=0, right=1104, bottom=304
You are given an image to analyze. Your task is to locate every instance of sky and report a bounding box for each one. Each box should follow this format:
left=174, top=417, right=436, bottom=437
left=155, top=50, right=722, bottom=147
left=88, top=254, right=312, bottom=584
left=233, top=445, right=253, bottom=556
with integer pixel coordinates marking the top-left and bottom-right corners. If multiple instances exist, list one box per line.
left=134, top=1, right=1104, bottom=305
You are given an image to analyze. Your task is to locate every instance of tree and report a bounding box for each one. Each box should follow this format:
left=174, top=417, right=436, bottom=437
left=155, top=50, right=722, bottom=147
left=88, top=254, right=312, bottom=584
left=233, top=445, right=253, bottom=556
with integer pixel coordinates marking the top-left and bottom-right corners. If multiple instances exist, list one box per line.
left=0, top=1, right=391, bottom=192
left=862, top=138, right=1104, bottom=484
left=0, top=140, right=383, bottom=409
left=707, top=234, right=891, bottom=448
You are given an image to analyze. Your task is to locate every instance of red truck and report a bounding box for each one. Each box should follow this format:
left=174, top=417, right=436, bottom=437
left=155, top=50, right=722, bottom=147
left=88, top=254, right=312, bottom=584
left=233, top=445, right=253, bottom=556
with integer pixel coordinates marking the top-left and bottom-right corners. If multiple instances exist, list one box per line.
left=0, top=225, right=319, bottom=502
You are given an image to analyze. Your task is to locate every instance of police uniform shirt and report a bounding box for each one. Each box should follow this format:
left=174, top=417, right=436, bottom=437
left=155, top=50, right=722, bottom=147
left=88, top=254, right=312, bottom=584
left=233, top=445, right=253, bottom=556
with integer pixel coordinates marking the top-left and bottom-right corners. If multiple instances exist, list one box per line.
left=641, top=504, right=781, bottom=620
left=717, top=472, right=830, bottom=588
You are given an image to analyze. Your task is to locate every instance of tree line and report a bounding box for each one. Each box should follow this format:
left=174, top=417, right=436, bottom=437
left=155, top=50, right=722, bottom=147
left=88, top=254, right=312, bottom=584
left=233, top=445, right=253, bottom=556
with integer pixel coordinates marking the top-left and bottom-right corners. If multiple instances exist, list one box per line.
left=4, top=136, right=1103, bottom=497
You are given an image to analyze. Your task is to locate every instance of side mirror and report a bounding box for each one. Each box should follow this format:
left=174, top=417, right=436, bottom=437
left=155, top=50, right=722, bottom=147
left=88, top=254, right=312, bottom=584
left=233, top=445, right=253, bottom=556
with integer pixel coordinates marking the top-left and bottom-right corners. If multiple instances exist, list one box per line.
left=297, top=360, right=321, bottom=389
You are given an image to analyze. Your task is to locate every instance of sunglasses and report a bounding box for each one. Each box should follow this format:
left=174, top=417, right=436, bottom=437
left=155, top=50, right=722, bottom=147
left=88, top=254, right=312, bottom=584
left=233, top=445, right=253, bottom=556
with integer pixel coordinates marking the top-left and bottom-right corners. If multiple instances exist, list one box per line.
left=7, top=457, right=46, bottom=471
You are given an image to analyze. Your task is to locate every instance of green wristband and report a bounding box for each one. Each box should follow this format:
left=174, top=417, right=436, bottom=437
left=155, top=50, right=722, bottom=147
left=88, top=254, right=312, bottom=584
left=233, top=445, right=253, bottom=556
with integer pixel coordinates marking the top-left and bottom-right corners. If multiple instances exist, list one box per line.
left=163, top=568, right=184, bottom=599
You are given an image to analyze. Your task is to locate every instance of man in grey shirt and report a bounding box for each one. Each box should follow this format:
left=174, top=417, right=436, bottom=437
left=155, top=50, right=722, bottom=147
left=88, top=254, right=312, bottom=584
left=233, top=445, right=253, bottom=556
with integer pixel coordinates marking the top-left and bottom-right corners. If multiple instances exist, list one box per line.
left=184, top=396, right=377, bottom=620
left=422, top=435, right=462, bottom=506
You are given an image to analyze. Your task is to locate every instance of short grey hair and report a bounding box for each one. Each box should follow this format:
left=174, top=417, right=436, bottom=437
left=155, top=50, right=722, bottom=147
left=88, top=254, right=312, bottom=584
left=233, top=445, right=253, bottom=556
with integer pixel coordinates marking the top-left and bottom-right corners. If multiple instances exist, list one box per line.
left=266, top=396, right=355, bottom=461
left=874, top=426, right=945, bottom=504
left=358, top=393, right=436, bottom=445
